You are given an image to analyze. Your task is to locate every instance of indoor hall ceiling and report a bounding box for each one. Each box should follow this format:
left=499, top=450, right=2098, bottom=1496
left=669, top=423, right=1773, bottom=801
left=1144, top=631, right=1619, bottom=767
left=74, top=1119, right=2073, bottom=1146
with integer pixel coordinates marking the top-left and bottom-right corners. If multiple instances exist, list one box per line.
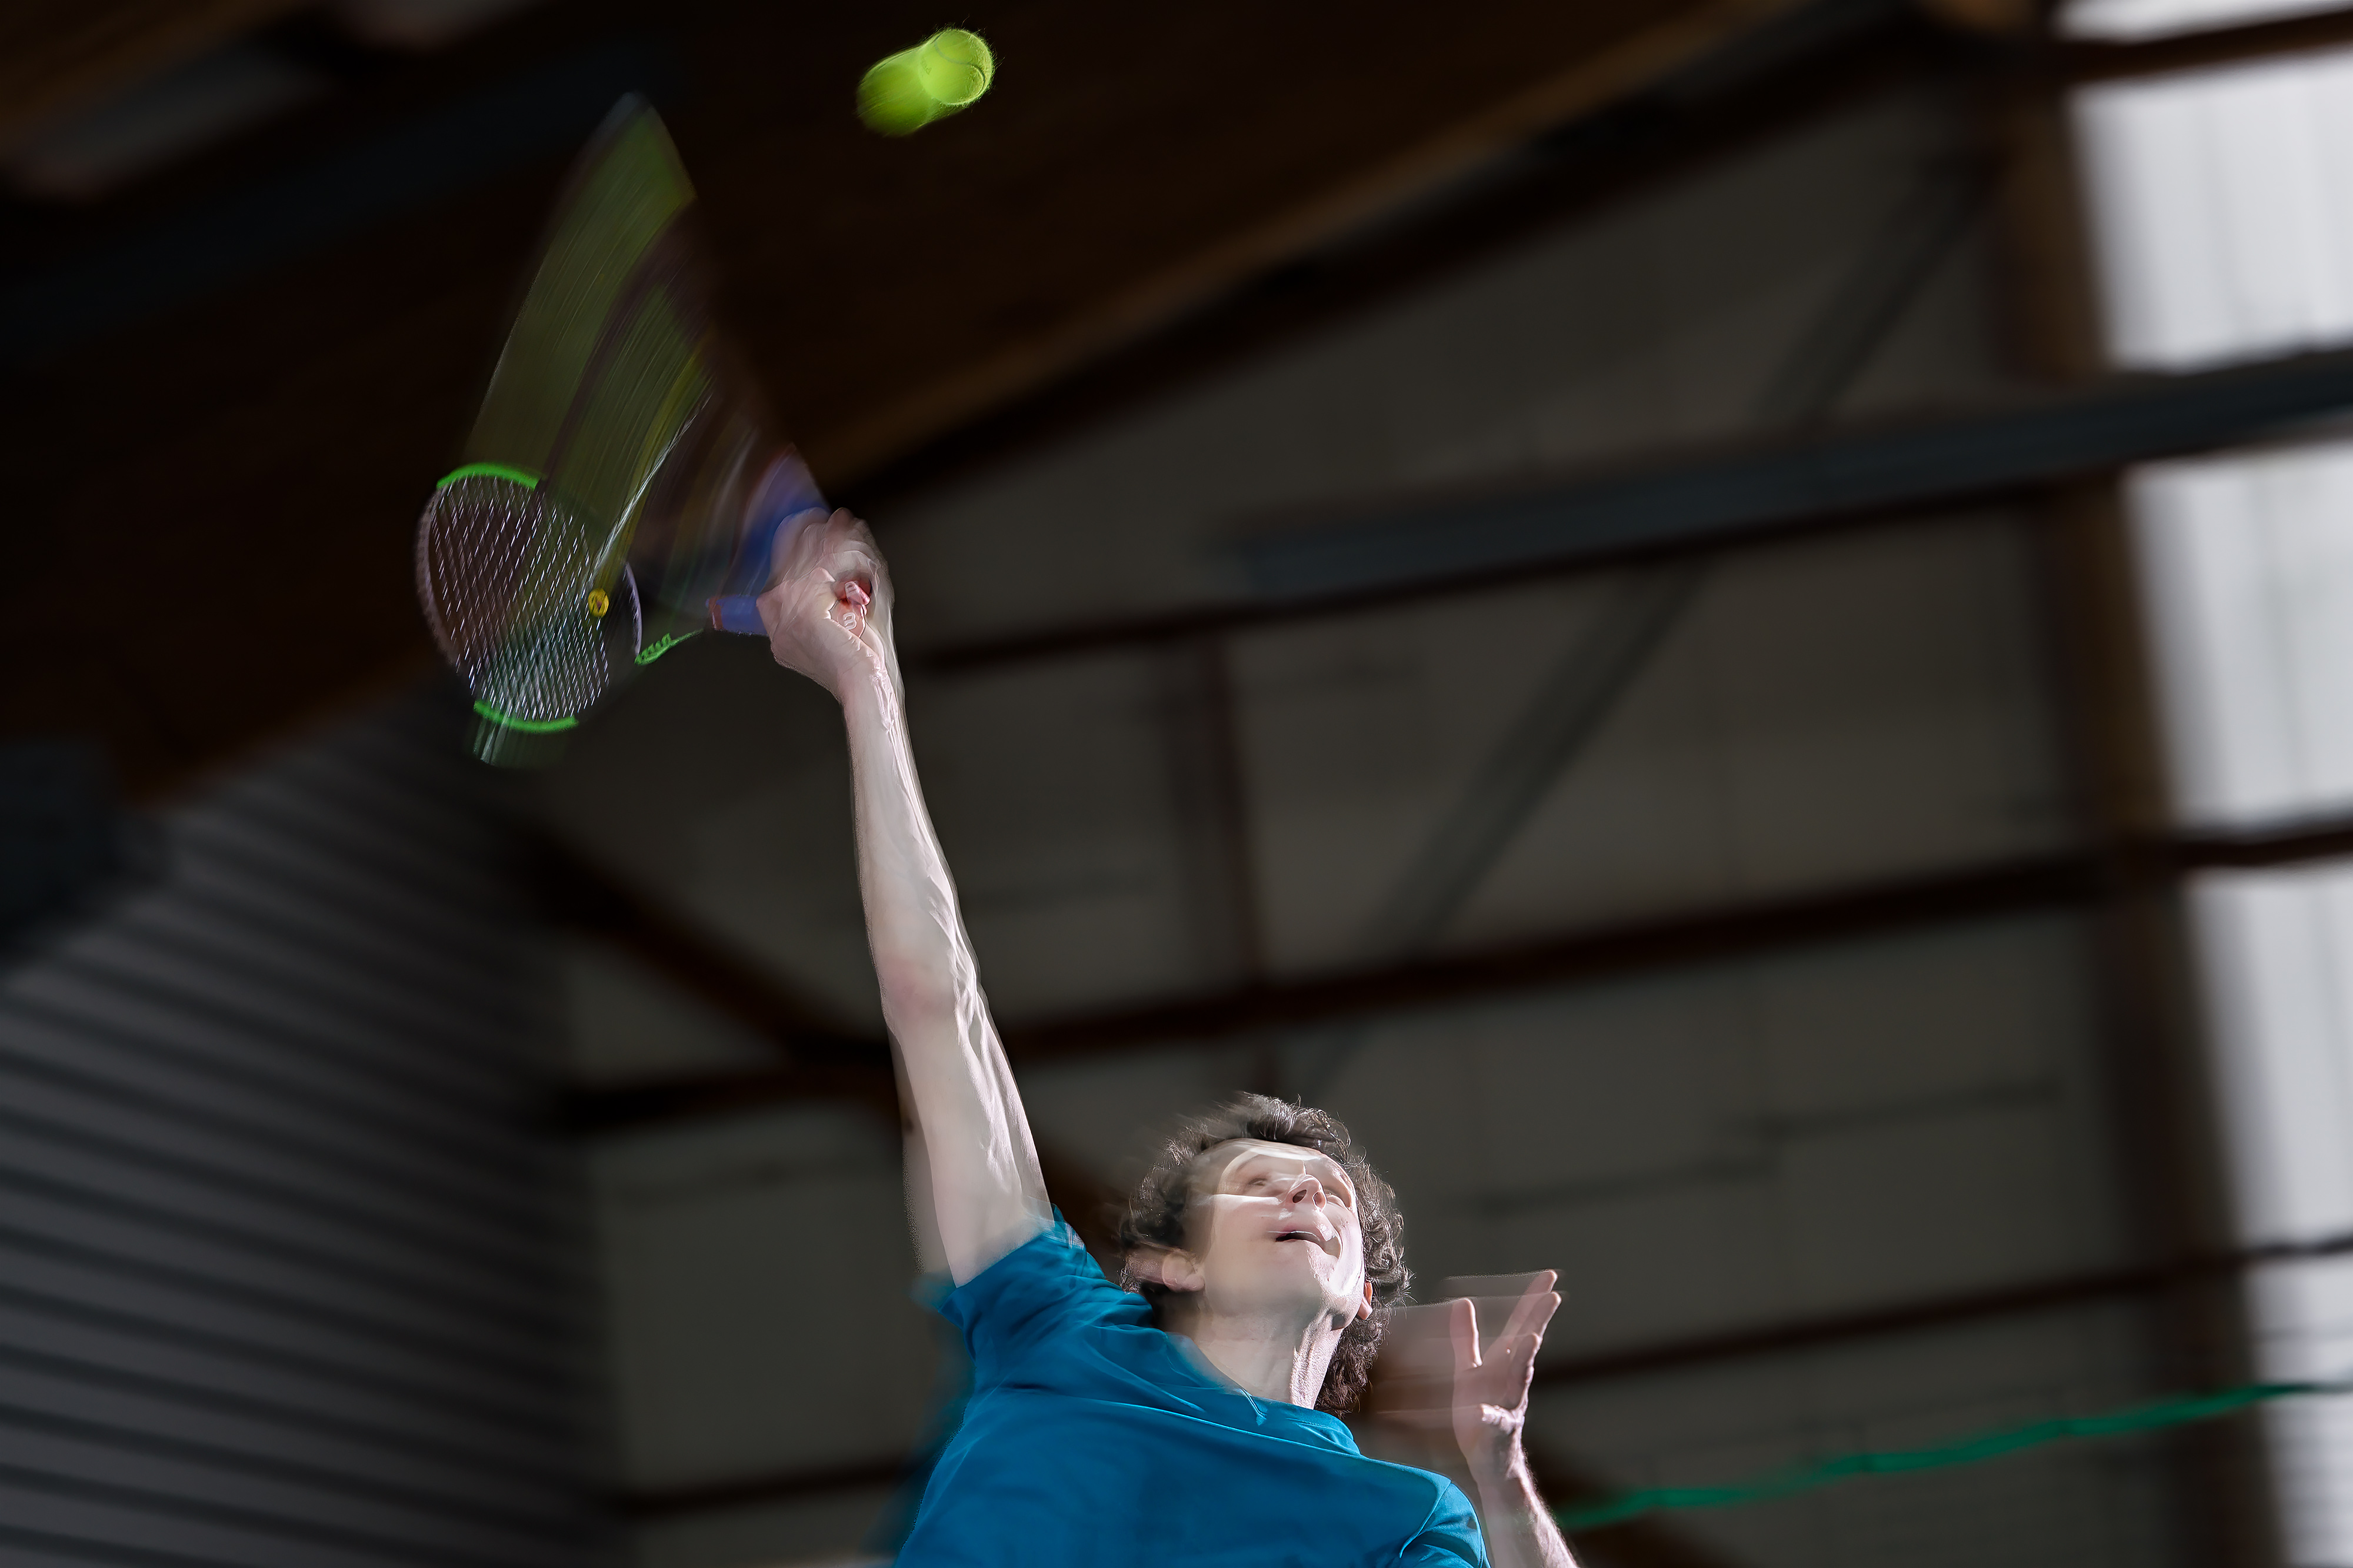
left=0, top=0, right=1810, bottom=799
left=531, top=66, right=2051, bottom=1065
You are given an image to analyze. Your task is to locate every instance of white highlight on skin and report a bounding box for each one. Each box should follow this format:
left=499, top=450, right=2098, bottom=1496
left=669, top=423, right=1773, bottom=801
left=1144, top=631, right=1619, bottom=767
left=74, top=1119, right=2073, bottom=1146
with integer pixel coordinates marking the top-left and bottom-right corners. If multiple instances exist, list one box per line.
left=1205, top=1139, right=1357, bottom=1202
left=1182, top=1140, right=1364, bottom=1284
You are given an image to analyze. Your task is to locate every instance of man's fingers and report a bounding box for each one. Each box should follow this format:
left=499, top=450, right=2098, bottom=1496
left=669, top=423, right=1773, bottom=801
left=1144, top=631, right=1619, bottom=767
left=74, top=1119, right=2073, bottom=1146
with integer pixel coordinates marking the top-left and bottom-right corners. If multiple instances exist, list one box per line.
left=828, top=511, right=886, bottom=592
left=1501, top=1272, right=1561, bottom=1344
left=1498, top=1334, right=1544, bottom=1396
left=1448, top=1296, right=1481, bottom=1373
left=763, top=510, right=885, bottom=644
left=1518, top=1291, right=1561, bottom=1346
left=784, top=510, right=876, bottom=584
left=832, top=585, right=869, bottom=634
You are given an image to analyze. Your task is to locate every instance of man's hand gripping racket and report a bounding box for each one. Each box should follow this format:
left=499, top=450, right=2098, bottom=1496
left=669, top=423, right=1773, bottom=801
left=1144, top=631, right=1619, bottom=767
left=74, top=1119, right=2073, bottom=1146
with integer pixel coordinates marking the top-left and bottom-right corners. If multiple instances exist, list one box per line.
left=756, top=508, right=896, bottom=706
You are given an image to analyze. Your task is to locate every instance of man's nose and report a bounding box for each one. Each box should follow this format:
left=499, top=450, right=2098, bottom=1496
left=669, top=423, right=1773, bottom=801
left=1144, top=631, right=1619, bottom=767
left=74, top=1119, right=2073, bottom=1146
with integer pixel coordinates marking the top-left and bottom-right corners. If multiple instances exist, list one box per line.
left=1285, top=1175, right=1326, bottom=1206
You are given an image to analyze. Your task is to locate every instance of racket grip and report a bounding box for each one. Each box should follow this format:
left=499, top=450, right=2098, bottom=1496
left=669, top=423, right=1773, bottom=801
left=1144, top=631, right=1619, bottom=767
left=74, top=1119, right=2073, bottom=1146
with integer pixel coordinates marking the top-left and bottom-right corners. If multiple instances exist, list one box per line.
left=708, top=595, right=765, bottom=635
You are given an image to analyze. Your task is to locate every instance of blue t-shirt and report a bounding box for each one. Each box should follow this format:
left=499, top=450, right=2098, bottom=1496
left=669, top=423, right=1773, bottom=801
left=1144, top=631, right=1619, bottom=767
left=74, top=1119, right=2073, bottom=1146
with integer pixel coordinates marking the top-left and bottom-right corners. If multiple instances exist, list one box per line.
left=898, top=1222, right=1489, bottom=1567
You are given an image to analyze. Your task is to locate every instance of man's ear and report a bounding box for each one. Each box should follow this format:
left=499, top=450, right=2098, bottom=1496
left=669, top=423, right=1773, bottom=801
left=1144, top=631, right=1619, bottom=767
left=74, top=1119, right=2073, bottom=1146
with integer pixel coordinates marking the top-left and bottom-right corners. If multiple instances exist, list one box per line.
left=1355, top=1279, right=1374, bottom=1322
left=1131, top=1246, right=1206, bottom=1295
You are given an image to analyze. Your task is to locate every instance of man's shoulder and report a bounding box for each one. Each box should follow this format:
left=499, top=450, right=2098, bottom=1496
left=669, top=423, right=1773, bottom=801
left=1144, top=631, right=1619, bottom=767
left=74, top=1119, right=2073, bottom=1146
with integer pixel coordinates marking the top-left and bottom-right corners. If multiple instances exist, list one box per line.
left=1398, top=1468, right=1491, bottom=1568
left=941, top=1220, right=1153, bottom=1353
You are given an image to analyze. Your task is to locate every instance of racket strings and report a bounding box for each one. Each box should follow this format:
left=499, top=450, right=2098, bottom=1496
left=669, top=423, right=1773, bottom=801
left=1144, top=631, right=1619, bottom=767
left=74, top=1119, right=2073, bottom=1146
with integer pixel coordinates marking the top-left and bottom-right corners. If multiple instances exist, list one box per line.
left=416, top=476, right=611, bottom=723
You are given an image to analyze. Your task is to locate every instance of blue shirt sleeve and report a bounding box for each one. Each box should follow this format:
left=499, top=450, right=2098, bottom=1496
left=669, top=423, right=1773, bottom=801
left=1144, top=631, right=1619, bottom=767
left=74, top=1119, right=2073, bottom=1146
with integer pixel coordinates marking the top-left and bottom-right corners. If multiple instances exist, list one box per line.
left=1401, top=1481, right=1491, bottom=1566
left=938, top=1219, right=1149, bottom=1386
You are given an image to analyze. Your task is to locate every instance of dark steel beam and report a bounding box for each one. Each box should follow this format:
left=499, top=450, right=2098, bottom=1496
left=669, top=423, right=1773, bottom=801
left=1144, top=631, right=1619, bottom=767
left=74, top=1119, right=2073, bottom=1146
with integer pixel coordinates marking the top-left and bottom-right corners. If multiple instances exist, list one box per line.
left=1157, top=638, right=1271, bottom=987
left=917, top=347, right=2353, bottom=673
left=1533, top=1225, right=2353, bottom=1389
left=612, top=1224, right=2353, bottom=1520
left=2064, top=5, right=2353, bottom=84
left=1011, top=852, right=2075, bottom=1059
left=565, top=810, right=2353, bottom=1132
left=1265, top=353, right=2353, bottom=598
left=531, top=836, right=892, bottom=1090
left=562, top=849, right=2087, bottom=1133
left=1006, top=811, right=2353, bottom=1057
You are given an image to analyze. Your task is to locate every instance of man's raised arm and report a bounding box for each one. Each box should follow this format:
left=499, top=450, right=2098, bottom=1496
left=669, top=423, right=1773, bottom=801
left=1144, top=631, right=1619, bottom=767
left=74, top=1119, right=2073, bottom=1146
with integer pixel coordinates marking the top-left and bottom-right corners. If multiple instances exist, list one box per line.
left=758, top=511, right=1049, bottom=1284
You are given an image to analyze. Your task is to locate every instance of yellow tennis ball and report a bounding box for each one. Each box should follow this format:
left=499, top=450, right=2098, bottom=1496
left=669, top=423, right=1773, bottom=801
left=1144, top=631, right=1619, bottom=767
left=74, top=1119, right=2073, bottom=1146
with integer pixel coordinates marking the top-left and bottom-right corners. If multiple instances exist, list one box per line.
left=858, top=29, right=994, bottom=135
left=916, top=29, right=994, bottom=108
left=858, top=48, right=938, bottom=136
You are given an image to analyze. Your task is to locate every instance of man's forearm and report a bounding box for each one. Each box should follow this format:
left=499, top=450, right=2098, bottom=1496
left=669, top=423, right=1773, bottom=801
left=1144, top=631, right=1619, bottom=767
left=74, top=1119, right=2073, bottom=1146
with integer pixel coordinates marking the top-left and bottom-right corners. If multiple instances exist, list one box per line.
left=1475, top=1460, right=1578, bottom=1568
left=841, top=664, right=1046, bottom=1283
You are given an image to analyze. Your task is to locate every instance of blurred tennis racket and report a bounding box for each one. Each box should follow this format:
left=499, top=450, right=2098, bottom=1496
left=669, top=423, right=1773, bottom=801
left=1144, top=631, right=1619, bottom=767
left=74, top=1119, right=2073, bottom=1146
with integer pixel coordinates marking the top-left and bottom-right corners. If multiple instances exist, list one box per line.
left=415, top=95, right=826, bottom=764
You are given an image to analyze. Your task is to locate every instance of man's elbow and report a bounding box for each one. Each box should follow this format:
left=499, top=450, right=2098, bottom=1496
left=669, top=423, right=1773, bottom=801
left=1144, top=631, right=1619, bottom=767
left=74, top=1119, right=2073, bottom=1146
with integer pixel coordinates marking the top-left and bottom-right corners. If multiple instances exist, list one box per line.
left=875, top=966, right=968, bottom=1040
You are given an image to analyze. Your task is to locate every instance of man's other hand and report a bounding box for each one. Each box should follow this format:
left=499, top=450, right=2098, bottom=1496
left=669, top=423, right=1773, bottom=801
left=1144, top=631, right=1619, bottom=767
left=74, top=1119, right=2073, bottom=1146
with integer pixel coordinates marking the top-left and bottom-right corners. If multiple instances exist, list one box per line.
left=1448, top=1270, right=1560, bottom=1483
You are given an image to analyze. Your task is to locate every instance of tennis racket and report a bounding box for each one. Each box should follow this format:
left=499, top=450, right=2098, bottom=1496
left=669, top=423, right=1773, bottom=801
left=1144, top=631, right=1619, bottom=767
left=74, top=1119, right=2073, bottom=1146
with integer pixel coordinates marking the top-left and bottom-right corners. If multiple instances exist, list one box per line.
left=415, top=95, right=826, bottom=763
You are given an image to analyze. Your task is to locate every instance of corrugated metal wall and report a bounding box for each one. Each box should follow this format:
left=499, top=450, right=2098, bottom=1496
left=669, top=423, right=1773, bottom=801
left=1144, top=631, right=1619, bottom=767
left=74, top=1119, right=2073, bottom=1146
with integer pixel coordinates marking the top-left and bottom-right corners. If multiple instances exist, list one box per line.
left=0, top=690, right=611, bottom=1568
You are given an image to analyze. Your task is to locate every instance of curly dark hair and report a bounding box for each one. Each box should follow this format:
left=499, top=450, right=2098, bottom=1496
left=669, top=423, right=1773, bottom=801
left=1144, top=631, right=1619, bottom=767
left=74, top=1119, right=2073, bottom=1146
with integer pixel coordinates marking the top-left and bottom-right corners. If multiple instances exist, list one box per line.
left=1114, top=1094, right=1408, bottom=1414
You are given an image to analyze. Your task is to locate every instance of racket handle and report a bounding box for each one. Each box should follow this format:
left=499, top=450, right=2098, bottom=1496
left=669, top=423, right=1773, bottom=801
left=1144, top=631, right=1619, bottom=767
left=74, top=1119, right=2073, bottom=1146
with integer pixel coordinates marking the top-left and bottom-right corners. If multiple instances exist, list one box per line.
left=708, top=595, right=765, bottom=635
left=701, top=451, right=829, bottom=637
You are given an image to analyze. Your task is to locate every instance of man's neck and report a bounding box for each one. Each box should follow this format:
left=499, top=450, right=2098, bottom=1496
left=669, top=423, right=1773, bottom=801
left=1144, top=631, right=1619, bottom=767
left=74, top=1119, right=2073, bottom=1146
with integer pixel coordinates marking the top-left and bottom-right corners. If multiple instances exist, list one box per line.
left=1169, top=1304, right=1341, bottom=1407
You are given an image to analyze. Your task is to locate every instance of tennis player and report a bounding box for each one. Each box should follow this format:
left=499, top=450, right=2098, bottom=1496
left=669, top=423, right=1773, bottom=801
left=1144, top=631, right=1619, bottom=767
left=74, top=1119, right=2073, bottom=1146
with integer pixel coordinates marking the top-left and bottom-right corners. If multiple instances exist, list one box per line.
left=759, top=510, right=1578, bottom=1568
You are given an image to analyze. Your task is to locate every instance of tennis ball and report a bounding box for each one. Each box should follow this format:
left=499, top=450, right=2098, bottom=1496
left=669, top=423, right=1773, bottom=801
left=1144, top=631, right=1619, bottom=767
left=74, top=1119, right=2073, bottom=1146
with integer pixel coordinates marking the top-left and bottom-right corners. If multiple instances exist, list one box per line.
left=858, top=29, right=993, bottom=136
left=916, top=29, right=994, bottom=108
left=858, top=48, right=938, bottom=136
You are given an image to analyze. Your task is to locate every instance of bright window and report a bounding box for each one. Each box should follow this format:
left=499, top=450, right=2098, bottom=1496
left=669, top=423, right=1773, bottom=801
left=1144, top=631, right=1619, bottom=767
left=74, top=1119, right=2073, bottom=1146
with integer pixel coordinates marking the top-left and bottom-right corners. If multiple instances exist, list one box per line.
left=2131, top=445, right=2353, bottom=826
left=2067, top=0, right=2353, bottom=42
left=2194, top=869, right=2353, bottom=1559
left=2076, top=36, right=2353, bottom=1568
left=2075, top=45, right=2353, bottom=370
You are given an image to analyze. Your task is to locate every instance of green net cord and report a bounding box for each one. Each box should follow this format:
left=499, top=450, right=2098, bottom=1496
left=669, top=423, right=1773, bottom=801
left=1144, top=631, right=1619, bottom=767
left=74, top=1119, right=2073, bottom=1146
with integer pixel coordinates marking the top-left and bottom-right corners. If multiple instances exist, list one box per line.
left=1558, top=1374, right=2353, bottom=1533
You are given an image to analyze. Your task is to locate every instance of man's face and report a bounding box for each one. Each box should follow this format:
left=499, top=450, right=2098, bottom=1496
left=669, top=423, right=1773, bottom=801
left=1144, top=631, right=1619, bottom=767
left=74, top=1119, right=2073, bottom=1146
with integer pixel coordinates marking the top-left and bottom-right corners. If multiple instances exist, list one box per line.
left=1181, top=1139, right=1371, bottom=1327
